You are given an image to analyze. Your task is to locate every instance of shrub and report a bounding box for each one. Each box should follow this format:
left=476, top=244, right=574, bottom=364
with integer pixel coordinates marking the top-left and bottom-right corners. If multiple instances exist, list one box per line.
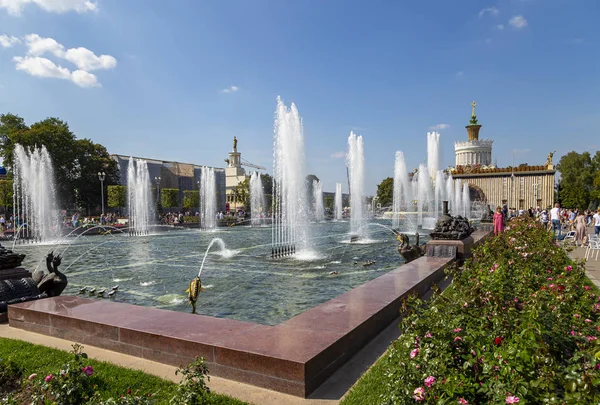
left=378, top=217, right=600, bottom=404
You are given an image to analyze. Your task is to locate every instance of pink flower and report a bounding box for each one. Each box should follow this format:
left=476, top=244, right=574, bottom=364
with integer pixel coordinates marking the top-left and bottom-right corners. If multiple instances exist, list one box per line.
left=570, top=331, right=576, bottom=336
left=548, top=277, right=553, bottom=281
left=425, top=332, right=432, bottom=338
left=586, top=319, right=592, bottom=323
left=574, top=314, right=581, bottom=319
left=81, top=366, right=94, bottom=376
left=585, top=286, right=591, bottom=291
left=453, top=328, right=462, bottom=333
left=424, top=376, right=435, bottom=387
left=566, top=265, right=572, bottom=272
left=587, top=336, right=598, bottom=342
left=410, top=348, right=419, bottom=358
left=28, top=373, right=37, bottom=380
left=413, top=387, right=425, bottom=401
left=458, top=398, right=469, bottom=405
left=549, top=284, right=555, bottom=288
left=454, top=336, right=462, bottom=342
left=45, top=374, right=53, bottom=382
left=506, top=396, right=520, bottom=404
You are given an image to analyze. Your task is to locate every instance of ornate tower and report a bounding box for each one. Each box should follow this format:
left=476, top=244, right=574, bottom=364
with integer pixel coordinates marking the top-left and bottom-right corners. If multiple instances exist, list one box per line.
left=454, top=101, right=493, bottom=166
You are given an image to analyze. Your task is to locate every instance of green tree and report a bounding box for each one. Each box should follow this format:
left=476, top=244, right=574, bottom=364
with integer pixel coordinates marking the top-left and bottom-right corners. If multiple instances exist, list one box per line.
left=232, top=178, right=249, bottom=209
left=324, top=194, right=334, bottom=210
left=161, top=188, right=180, bottom=209
left=556, top=151, right=599, bottom=209
left=376, top=177, right=394, bottom=207
left=0, top=179, right=13, bottom=212
left=107, top=185, right=127, bottom=210
left=183, top=190, right=200, bottom=210
left=71, top=138, right=120, bottom=214
left=1, top=117, right=78, bottom=205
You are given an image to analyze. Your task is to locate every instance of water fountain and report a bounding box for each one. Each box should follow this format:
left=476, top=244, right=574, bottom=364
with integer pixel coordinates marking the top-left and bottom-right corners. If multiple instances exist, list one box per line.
left=127, top=157, right=152, bottom=235
left=250, top=172, right=265, bottom=226
left=313, top=180, right=324, bottom=222
left=199, top=166, right=216, bottom=230
left=334, top=183, right=343, bottom=220
left=271, top=97, right=309, bottom=258
left=347, top=132, right=365, bottom=239
left=391, top=132, right=473, bottom=231
left=12, top=144, right=58, bottom=241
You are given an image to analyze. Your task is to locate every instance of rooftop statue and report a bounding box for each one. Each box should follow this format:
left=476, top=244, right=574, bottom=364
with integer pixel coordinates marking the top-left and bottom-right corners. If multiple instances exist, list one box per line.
left=233, top=136, right=238, bottom=151
left=546, top=151, right=555, bottom=166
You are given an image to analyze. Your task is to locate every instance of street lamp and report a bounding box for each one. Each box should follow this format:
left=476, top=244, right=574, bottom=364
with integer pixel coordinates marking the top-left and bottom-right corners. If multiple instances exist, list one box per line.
left=154, top=177, right=161, bottom=203
left=98, top=172, right=106, bottom=215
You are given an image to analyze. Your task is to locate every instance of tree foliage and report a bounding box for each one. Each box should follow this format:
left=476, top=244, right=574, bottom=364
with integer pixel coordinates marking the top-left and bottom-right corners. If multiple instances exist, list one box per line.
left=232, top=178, right=249, bottom=209
left=107, top=186, right=127, bottom=209
left=324, top=194, right=334, bottom=210
left=0, top=179, right=12, bottom=211
left=183, top=190, right=200, bottom=210
left=161, top=188, right=180, bottom=209
left=0, top=113, right=119, bottom=213
left=556, top=151, right=600, bottom=209
left=376, top=177, right=394, bottom=208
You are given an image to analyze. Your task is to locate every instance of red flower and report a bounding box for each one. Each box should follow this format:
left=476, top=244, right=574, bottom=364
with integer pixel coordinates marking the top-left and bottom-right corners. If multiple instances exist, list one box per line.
left=494, top=337, right=503, bottom=345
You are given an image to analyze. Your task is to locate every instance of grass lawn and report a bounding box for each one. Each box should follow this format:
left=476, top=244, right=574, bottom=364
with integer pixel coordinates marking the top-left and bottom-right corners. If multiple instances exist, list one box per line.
left=0, top=337, right=247, bottom=404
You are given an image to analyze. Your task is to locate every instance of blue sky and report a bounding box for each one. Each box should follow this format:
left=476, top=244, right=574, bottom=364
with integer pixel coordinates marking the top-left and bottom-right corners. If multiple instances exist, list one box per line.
left=0, top=0, right=597, bottom=194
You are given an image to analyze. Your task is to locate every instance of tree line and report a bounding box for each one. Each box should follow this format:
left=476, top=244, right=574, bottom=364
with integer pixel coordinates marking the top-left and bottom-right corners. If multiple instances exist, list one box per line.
left=0, top=113, right=119, bottom=214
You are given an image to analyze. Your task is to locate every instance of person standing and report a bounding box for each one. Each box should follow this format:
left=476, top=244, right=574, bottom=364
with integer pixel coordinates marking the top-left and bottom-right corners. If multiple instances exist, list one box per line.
left=550, top=203, right=562, bottom=238
left=574, top=211, right=587, bottom=247
left=593, top=209, right=600, bottom=237
left=494, top=206, right=505, bottom=235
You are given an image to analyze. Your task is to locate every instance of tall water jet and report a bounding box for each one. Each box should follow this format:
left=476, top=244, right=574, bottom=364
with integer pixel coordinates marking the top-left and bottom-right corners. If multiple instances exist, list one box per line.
left=446, top=174, right=455, bottom=214
left=347, top=132, right=365, bottom=238
left=392, top=151, right=412, bottom=229
left=199, top=166, right=216, bottom=230
left=427, top=132, right=441, bottom=180
left=454, top=178, right=462, bottom=217
left=462, top=182, right=471, bottom=218
left=334, top=183, right=343, bottom=221
left=271, top=97, right=308, bottom=258
left=127, top=157, right=152, bottom=235
left=416, top=164, right=432, bottom=227
left=12, top=144, right=58, bottom=241
left=313, top=180, right=324, bottom=222
left=250, top=172, right=265, bottom=226
left=434, top=170, right=445, bottom=221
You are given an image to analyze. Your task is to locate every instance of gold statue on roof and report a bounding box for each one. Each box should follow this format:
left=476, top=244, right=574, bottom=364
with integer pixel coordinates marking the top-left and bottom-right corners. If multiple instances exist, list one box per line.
left=471, top=101, right=476, bottom=117
left=546, top=151, right=555, bottom=166
left=233, top=136, right=238, bottom=151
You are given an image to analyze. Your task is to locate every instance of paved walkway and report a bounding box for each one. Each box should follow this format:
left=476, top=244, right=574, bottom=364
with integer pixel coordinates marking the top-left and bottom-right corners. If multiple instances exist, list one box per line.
left=569, top=245, right=600, bottom=289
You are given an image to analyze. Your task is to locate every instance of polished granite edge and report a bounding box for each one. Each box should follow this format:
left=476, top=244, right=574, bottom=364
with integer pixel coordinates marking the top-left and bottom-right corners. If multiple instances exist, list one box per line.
left=7, top=230, right=492, bottom=397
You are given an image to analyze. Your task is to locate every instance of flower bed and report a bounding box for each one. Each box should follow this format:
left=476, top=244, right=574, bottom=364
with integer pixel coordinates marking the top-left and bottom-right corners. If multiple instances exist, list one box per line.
left=343, top=217, right=600, bottom=404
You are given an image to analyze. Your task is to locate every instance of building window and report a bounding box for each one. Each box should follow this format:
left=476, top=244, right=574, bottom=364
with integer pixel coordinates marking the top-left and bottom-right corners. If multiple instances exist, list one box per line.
left=519, top=177, right=524, bottom=199
left=519, top=199, right=525, bottom=210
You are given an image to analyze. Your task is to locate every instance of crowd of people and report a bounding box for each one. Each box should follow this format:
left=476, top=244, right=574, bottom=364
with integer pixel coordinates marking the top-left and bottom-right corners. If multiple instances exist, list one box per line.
left=493, top=202, right=599, bottom=247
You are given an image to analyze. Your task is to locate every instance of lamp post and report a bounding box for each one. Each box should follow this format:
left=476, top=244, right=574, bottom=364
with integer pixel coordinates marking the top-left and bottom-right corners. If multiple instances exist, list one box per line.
left=154, top=176, right=161, bottom=203
left=98, top=172, right=106, bottom=215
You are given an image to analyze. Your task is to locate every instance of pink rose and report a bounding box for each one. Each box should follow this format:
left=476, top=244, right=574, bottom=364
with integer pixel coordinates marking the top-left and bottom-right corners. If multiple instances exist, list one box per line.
left=45, top=374, right=53, bottom=382
left=425, top=332, right=432, bottom=338
left=453, top=328, right=462, bottom=333
left=413, top=387, right=425, bottom=401
left=81, top=366, right=94, bottom=376
left=506, top=396, right=520, bottom=404
left=458, top=398, right=469, bottom=405
left=28, top=373, right=37, bottom=380
left=424, top=376, right=435, bottom=387
left=410, top=348, right=419, bottom=358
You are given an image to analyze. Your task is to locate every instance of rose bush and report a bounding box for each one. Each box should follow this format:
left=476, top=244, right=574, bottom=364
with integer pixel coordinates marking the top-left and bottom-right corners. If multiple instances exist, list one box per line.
left=380, top=217, right=600, bottom=404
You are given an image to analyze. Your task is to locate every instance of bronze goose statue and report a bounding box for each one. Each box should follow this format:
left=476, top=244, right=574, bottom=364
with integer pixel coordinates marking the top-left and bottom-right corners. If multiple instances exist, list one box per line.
left=37, top=252, right=67, bottom=297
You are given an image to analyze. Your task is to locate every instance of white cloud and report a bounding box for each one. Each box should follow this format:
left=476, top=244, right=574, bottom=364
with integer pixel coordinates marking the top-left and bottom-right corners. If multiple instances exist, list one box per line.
left=479, top=7, right=499, bottom=17
left=509, top=15, right=528, bottom=29
left=13, top=55, right=100, bottom=87
left=331, top=151, right=346, bottom=159
left=23, top=34, right=115, bottom=71
left=220, top=85, right=239, bottom=93
left=0, top=0, right=97, bottom=16
left=0, top=34, right=20, bottom=47
left=496, top=24, right=505, bottom=30
left=429, top=124, right=450, bottom=131
left=456, top=71, right=464, bottom=77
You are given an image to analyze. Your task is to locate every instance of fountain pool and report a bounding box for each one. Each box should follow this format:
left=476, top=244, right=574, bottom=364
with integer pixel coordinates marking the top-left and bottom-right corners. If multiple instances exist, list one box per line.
left=15, top=220, right=419, bottom=326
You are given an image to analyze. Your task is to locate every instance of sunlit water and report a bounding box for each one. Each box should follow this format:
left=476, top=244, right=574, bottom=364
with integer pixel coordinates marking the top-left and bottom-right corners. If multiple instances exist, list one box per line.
left=15, top=220, right=423, bottom=325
